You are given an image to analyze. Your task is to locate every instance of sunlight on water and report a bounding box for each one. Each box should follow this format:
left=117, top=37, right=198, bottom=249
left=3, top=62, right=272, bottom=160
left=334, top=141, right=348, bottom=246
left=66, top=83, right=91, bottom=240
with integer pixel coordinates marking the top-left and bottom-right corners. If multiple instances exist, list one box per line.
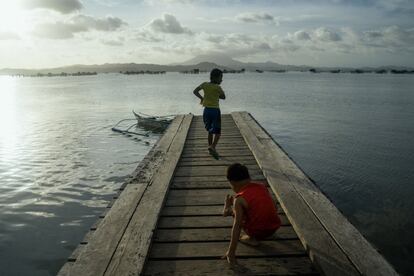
left=0, top=77, right=18, bottom=146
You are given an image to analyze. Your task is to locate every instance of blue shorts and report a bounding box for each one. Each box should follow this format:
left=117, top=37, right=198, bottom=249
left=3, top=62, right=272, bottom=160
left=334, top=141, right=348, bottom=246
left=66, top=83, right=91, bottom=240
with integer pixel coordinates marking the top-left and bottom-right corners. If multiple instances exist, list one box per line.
left=203, top=107, right=221, bottom=134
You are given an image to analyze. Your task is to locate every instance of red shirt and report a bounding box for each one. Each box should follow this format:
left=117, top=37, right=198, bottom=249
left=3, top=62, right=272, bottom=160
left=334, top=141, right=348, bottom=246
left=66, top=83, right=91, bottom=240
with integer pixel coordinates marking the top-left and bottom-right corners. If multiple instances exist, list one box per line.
left=236, top=182, right=281, bottom=234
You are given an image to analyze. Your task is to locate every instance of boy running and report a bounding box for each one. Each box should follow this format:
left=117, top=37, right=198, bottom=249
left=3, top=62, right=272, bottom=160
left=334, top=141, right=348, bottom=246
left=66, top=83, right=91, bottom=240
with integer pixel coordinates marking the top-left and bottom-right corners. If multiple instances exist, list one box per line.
left=193, top=68, right=226, bottom=158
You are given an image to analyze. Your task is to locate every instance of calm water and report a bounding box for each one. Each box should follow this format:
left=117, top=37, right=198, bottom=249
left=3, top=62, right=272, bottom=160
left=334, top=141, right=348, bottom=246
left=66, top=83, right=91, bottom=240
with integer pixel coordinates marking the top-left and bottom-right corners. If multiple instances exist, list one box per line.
left=0, top=72, right=413, bottom=275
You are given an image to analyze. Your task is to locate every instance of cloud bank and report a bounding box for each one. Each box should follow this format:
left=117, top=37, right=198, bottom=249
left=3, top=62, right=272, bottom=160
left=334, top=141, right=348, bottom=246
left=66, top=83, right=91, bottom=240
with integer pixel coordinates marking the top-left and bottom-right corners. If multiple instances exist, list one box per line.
left=149, top=14, right=193, bottom=34
left=20, top=0, right=83, bottom=14
left=32, top=15, right=127, bottom=39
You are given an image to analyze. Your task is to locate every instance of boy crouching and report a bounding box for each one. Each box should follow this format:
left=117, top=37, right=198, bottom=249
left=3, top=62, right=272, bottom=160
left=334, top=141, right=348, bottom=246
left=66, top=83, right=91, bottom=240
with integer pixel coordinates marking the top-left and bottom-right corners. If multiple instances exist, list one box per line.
left=222, top=163, right=281, bottom=265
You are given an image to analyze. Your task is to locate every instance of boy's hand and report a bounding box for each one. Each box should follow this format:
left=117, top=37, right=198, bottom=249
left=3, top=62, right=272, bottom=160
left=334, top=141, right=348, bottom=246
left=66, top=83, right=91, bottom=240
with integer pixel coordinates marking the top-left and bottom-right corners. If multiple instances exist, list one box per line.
left=222, top=250, right=237, bottom=266
left=199, top=97, right=203, bottom=105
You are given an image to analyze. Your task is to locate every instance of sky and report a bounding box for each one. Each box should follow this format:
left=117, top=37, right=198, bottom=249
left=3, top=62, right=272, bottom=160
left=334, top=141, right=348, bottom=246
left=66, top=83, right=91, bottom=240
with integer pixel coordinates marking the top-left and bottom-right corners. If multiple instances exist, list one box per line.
left=0, top=0, right=413, bottom=68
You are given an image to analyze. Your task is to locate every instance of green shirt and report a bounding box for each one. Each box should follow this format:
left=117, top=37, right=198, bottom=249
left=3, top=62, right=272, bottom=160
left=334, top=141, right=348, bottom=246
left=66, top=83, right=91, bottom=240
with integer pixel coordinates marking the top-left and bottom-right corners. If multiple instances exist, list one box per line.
left=200, top=82, right=224, bottom=108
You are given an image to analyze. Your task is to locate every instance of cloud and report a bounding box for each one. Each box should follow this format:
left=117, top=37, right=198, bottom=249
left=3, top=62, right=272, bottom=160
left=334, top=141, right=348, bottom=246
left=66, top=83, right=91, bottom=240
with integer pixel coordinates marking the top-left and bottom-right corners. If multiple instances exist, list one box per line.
left=73, top=14, right=126, bottom=31
left=101, top=38, right=124, bottom=46
left=313, top=27, right=342, bottom=42
left=294, top=30, right=311, bottom=40
left=235, top=12, right=276, bottom=24
left=20, top=0, right=83, bottom=14
left=32, top=14, right=127, bottom=39
left=361, top=25, right=414, bottom=51
left=374, top=0, right=414, bottom=14
left=149, top=14, right=193, bottom=34
left=0, top=32, right=21, bottom=40
left=136, top=31, right=163, bottom=42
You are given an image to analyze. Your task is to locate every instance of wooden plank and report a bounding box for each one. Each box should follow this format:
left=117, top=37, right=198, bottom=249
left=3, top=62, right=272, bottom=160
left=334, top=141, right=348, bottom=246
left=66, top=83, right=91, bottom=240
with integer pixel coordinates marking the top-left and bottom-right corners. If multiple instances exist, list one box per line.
left=232, top=112, right=362, bottom=276
left=171, top=181, right=230, bottom=189
left=104, top=115, right=193, bottom=276
left=161, top=203, right=282, bottom=216
left=184, top=139, right=245, bottom=144
left=168, top=189, right=233, bottom=199
left=237, top=112, right=398, bottom=276
left=181, top=151, right=254, bottom=158
left=170, top=181, right=235, bottom=189
left=144, top=257, right=318, bottom=276
left=162, top=205, right=224, bottom=216
left=183, top=144, right=249, bottom=150
left=157, top=214, right=289, bottom=228
left=192, top=114, right=232, bottom=120
left=149, top=240, right=306, bottom=259
left=173, top=174, right=265, bottom=183
left=186, top=134, right=242, bottom=139
left=179, top=159, right=257, bottom=167
left=167, top=189, right=276, bottom=203
left=154, top=226, right=296, bottom=242
left=186, top=135, right=243, bottom=140
left=170, top=180, right=269, bottom=190
left=175, top=165, right=260, bottom=176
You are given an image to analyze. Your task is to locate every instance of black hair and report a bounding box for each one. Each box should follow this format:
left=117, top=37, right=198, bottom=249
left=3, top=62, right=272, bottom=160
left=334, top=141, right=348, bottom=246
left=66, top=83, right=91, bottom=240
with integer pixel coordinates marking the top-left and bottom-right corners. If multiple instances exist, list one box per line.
left=227, top=163, right=250, bottom=182
left=210, top=68, right=223, bottom=83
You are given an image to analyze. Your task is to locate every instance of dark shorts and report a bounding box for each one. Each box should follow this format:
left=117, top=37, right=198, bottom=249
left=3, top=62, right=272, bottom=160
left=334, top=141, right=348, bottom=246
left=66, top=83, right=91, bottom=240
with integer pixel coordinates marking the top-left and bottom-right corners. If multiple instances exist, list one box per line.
left=203, top=107, right=221, bottom=134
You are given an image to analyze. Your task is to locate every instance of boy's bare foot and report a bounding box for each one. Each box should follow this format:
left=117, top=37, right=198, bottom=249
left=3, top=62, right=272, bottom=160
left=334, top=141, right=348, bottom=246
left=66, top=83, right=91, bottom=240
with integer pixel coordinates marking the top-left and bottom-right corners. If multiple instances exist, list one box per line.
left=223, top=195, right=233, bottom=217
left=240, top=235, right=260, bottom=246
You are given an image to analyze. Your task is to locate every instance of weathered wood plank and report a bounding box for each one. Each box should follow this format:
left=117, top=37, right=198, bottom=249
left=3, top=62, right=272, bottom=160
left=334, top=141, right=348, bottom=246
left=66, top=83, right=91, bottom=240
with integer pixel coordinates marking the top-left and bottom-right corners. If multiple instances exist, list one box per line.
left=183, top=144, right=249, bottom=150
left=232, top=112, right=361, bottom=276
left=157, top=214, right=289, bottom=228
left=104, top=115, right=193, bottom=276
left=173, top=174, right=265, bottom=183
left=237, top=112, right=398, bottom=276
left=149, top=240, right=306, bottom=259
left=171, top=181, right=231, bottom=189
left=144, top=257, right=318, bottom=276
left=187, top=131, right=243, bottom=138
left=175, top=165, right=260, bottom=176
left=154, top=226, right=296, bottom=242
left=186, top=135, right=243, bottom=141
left=167, top=188, right=276, bottom=202
left=161, top=203, right=282, bottom=216
left=182, top=149, right=250, bottom=156
left=185, top=140, right=246, bottom=146
left=178, top=157, right=257, bottom=167
left=170, top=180, right=269, bottom=190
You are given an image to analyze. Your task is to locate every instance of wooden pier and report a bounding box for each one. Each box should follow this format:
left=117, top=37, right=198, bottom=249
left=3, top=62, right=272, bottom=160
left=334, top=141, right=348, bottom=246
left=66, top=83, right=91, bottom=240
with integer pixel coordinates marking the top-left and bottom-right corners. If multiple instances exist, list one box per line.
left=58, top=112, right=397, bottom=276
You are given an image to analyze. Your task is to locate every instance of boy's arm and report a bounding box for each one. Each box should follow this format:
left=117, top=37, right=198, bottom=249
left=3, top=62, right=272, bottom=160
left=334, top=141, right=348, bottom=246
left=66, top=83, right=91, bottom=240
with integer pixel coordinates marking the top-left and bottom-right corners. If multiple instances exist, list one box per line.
left=193, top=84, right=204, bottom=104
left=218, top=86, right=226, bottom=100
left=224, top=197, right=245, bottom=265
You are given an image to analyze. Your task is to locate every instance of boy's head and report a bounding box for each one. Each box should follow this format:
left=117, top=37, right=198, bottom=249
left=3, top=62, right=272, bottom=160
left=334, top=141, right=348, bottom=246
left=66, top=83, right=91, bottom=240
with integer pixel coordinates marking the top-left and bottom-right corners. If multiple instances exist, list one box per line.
left=210, top=68, right=223, bottom=84
left=227, top=163, right=251, bottom=191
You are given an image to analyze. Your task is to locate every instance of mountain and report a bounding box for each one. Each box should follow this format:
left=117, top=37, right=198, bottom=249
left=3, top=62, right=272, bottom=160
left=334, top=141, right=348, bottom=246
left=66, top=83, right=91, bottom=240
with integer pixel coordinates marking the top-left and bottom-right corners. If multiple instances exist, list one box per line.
left=179, top=53, right=313, bottom=71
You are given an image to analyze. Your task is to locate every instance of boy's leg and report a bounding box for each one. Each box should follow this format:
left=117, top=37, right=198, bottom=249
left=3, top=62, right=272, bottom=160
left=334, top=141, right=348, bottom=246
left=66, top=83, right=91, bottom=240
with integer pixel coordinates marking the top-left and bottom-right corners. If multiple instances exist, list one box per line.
left=212, top=134, right=220, bottom=149
left=208, top=133, right=213, bottom=146
left=210, top=109, right=221, bottom=150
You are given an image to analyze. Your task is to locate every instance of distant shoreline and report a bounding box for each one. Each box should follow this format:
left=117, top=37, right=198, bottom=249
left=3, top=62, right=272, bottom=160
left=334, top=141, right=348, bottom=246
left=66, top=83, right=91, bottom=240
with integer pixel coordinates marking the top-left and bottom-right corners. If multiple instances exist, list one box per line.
left=2, top=60, right=414, bottom=77
left=5, top=68, right=414, bottom=78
